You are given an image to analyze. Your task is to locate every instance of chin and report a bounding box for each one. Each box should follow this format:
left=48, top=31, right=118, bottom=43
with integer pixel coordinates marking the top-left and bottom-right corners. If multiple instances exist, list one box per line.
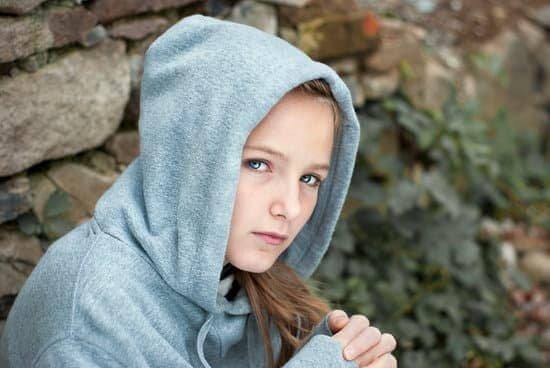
left=231, top=255, right=275, bottom=274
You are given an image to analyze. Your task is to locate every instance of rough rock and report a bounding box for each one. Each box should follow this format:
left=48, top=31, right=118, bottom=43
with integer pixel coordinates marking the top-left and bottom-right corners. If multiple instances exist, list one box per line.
left=255, top=0, right=311, bottom=7
left=0, top=175, right=32, bottom=224
left=46, top=162, right=117, bottom=214
left=79, top=24, right=108, bottom=47
left=104, top=131, right=140, bottom=165
left=88, top=0, right=197, bottom=23
left=0, top=226, right=43, bottom=297
left=278, top=0, right=359, bottom=27
left=108, top=15, right=168, bottom=40
left=520, top=251, right=550, bottom=284
left=365, top=17, right=426, bottom=72
left=527, top=5, right=550, bottom=28
left=0, top=0, right=48, bottom=15
left=28, top=172, right=57, bottom=223
left=341, top=74, right=366, bottom=108
left=361, top=68, right=400, bottom=99
left=296, top=11, right=379, bottom=60
left=0, top=6, right=97, bottom=63
left=0, top=39, right=131, bottom=176
left=327, top=57, right=358, bottom=75
left=227, top=0, right=277, bottom=35
left=472, top=29, right=545, bottom=132
left=401, top=54, right=455, bottom=112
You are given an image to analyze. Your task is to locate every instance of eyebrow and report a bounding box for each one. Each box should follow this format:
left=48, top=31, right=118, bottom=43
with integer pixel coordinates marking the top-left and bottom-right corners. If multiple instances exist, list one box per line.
left=244, top=145, right=330, bottom=172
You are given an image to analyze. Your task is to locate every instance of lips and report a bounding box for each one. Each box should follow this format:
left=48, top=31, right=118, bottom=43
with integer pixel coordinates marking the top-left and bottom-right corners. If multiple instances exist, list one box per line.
left=253, top=232, right=287, bottom=245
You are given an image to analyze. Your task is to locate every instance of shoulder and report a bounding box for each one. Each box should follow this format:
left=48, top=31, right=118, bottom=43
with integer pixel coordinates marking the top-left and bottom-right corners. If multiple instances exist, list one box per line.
left=2, top=220, right=187, bottom=366
left=32, top=336, right=125, bottom=368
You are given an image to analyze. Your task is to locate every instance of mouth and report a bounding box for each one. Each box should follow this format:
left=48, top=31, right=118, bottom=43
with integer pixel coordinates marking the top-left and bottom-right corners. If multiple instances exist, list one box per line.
left=252, top=232, right=287, bottom=245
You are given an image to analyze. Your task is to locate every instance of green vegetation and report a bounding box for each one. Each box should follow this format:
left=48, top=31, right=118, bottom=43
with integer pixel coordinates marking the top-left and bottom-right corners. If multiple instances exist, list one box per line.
left=314, top=88, right=548, bottom=367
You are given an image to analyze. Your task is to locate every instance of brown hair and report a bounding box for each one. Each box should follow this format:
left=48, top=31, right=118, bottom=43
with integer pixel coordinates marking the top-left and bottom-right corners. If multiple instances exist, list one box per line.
left=233, top=78, right=342, bottom=368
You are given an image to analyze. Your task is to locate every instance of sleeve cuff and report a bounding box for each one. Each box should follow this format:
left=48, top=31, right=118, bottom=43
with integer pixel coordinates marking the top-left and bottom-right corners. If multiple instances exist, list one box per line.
left=284, top=334, right=358, bottom=367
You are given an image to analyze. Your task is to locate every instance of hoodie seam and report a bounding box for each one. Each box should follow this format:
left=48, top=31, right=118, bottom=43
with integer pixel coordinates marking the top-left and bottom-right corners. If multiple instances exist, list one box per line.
left=32, top=336, right=126, bottom=368
left=69, top=226, right=102, bottom=340
left=32, top=223, right=101, bottom=367
left=71, top=335, right=126, bottom=367
left=91, top=217, right=157, bottom=272
left=32, top=336, right=69, bottom=367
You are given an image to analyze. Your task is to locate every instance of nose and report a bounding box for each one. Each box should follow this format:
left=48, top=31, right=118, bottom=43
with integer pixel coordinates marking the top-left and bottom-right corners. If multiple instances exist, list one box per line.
left=270, top=177, right=301, bottom=221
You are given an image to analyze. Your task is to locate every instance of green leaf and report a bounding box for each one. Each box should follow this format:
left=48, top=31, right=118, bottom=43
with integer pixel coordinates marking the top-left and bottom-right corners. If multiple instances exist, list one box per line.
left=452, top=240, right=480, bottom=267
left=446, top=333, right=471, bottom=361
left=388, top=180, right=422, bottom=215
left=332, top=220, right=355, bottom=254
left=507, top=267, right=532, bottom=291
left=421, top=170, right=461, bottom=217
left=317, top=249, right=345, bottom=281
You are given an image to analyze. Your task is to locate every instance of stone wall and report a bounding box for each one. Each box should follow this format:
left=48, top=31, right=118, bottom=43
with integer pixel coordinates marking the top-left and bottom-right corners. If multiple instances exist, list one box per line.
left=1, top=0, right=549, bottom=337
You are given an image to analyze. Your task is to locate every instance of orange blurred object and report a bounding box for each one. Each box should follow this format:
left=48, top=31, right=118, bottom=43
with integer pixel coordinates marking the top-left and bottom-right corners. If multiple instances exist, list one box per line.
left=362, top=11, right=380, bottom=37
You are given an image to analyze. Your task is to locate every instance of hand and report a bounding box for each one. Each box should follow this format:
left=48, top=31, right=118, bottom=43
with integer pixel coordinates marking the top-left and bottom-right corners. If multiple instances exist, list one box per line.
left=328, top=310, right=397, bottom=368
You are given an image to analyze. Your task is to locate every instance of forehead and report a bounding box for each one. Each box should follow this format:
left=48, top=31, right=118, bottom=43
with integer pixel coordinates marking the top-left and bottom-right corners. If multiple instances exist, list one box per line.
left=246, top=91, right=335, bottom=144
left=244, top=92, right=335, bottom=166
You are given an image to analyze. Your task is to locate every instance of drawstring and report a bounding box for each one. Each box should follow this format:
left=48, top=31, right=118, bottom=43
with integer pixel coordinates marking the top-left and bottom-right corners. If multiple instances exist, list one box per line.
left=196, top=267, right=238, bottom=368
left=197, top=314, right=215, bottom=368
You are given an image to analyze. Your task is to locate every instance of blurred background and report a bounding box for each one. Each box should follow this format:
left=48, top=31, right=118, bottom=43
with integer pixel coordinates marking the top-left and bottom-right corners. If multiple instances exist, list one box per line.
left=0, top=0, right=549, bottom=366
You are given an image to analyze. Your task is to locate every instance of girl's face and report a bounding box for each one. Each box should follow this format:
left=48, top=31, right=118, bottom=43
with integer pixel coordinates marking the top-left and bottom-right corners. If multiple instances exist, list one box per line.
left=225, top=90, right=335, bottom=273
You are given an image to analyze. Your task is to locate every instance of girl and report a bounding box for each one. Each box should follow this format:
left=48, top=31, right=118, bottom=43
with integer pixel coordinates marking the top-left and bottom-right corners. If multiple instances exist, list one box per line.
left=0, top=14, right=396, bottom=368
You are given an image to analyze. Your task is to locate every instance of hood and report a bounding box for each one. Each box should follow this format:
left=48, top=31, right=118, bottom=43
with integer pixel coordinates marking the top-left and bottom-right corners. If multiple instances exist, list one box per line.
left=93, top=14, right=361, bottom=317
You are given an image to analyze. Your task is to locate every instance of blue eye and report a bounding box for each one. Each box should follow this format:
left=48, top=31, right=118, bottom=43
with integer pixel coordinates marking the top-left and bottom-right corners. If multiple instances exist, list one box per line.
left=247, top=159, right=266, bottom=171
left=302, top=174, right=322, bottom=187
left=244, top=159, right=323, bottom=188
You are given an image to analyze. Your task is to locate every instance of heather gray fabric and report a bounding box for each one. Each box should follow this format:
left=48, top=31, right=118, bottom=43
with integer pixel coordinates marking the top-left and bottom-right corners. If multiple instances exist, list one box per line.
left=0, top=14, right=360, bottom=367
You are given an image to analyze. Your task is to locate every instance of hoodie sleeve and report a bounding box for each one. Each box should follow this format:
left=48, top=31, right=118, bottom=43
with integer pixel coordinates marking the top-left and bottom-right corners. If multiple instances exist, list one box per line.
left=282, top=313, right=358, bottom=368
left=308, top=312, right=334, bottom=338
left=296, top=312, right=335, bottom=347
left=282, top=334, right=358, bottom=368
left=32, top=337, right=180, bottom=368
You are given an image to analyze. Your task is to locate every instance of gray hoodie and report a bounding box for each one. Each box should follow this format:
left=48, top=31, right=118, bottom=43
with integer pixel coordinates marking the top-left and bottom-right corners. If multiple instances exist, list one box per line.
left=0, top=14, right=361, bottom=368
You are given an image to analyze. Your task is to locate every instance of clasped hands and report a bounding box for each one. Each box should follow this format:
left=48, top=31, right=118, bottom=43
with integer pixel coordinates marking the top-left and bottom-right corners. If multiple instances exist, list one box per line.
left=328, top=310, right=397, bottom=368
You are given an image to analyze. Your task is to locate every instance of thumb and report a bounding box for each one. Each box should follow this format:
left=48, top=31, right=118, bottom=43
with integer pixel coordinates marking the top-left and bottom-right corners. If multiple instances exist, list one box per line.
left=328, top=310, right=349, bottom=333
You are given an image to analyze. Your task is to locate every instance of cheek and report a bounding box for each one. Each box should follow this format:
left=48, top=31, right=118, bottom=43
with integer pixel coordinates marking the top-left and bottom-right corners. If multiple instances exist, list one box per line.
left=230, top=179, right=261, bottom=226
left=234, top=176, right=259, bottom=209
left=287, top=197, right=318, bottom=239
left=303, top=192, right=318, bottom=216
left=235, top=169, right=320, bottom=223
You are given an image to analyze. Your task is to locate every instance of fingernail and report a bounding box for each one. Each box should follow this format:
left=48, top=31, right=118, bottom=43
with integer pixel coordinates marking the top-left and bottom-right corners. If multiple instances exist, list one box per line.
left=336, top=312, right=348, bottom=320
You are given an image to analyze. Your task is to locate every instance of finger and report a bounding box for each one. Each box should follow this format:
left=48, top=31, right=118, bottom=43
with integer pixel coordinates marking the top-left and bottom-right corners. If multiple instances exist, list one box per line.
left=328, top=310, right=349, bottom=333
left=355, top=333, right=397, bottom=366
left=332, top=314, right=370, bottom=348
left=360, top=353, right=397, bottom=368
left=332, top=316, right=349, bottom=333
left=343, top=326, right=381, bottom=361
